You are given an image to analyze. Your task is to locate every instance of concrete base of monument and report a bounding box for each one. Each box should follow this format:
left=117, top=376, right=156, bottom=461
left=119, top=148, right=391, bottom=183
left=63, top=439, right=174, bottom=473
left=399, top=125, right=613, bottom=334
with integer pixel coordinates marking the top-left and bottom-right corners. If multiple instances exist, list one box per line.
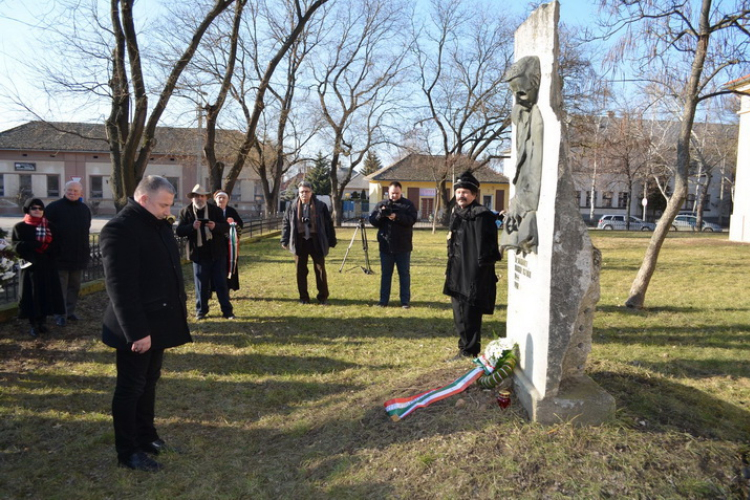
left=514, top=370, right=616, bottom=425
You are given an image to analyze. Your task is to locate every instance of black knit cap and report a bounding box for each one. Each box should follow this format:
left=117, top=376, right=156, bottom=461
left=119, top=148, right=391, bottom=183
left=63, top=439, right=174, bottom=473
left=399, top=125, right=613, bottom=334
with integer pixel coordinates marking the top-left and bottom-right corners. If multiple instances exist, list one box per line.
left=453, top=170, right=480, bottom=194
left=23, top=198, right=45, bottom=214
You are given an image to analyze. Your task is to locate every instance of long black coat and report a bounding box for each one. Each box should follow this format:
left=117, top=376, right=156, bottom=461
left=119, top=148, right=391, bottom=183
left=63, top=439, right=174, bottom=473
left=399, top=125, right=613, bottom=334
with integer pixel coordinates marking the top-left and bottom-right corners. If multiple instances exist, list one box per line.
left=12, top=221, right=65, bottom=319
left=101, top=198, right=191, bottom=351
left=176, top=203, right=229, bottom=262
left=44, top=197, right=91, bottom=271
left=443, top=201, right=501, bottom=314
left=368, top=197, right=418, bottom=254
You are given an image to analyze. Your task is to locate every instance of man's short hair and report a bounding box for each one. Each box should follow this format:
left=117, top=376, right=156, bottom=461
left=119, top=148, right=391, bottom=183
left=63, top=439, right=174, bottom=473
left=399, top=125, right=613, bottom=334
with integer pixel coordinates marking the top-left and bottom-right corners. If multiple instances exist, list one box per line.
left=299, top=181, right=313, bottom=191
left=134, top=175, right=176, bottom=199
left=388, top=181, right=402, bottom=190
left=65, top=180, right=83, bottom=190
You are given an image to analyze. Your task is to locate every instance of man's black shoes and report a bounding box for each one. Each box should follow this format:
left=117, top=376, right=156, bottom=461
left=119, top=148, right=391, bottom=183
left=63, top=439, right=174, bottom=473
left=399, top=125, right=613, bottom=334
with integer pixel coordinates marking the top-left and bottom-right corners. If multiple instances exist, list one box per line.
left=118, top=451, right=163, bottom=472
left=142, top=438, right=180, bottom=456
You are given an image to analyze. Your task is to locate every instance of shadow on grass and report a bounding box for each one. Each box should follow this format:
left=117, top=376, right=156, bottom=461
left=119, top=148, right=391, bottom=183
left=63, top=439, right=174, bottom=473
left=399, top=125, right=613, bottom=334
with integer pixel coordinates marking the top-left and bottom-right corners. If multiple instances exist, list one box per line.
left=597, top=304, right=750, bottom=314
left=594, top=370, right=750, bottom=442
left=594, top=325, right=750, bottom=350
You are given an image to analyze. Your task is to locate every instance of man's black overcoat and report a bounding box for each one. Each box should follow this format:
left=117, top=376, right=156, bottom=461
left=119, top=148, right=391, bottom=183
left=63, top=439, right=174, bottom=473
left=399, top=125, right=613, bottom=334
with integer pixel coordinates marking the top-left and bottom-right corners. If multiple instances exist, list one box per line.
left=100, top=198, right=191, bottom=350
left=443, top=201, right=501, bottom=314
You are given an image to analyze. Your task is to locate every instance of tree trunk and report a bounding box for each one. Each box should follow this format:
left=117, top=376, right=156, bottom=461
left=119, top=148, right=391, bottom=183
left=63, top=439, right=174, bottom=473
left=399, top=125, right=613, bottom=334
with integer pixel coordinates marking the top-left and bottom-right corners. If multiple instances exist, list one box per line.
left=625, top=0, right=711, bottom=309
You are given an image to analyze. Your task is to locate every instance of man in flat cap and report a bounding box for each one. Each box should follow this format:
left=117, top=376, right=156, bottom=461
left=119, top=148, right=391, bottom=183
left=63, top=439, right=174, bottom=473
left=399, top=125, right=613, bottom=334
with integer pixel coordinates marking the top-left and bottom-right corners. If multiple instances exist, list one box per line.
left=444, top=171, right=501, bottom=359
left=176, top=184, right=234, bottom=320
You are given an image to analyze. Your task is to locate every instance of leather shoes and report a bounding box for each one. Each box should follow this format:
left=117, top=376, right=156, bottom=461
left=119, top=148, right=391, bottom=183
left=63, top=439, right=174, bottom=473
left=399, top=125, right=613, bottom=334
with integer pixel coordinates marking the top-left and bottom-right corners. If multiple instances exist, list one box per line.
left=55, top=316, right=66, bottom=327
left=142, top=439, right=179, bottom=455
left=29, top=327, right=39, bottom=338
left=118, top=451, right=163, bottom=472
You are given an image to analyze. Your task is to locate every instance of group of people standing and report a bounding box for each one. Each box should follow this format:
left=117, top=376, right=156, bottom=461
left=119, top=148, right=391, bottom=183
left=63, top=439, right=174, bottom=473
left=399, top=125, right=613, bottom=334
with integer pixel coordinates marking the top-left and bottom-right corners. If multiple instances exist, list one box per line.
left=41, top=171, right=498, bottom=473
left=11, top=181, right=91, bottom=337
left=281, top=172, right=500, bottom=359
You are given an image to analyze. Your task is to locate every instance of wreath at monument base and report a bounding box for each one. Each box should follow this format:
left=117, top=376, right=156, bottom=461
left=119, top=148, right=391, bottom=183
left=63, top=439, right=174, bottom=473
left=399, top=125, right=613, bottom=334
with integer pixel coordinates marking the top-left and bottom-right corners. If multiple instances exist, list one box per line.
left=384, top=338, right=519, bottom=421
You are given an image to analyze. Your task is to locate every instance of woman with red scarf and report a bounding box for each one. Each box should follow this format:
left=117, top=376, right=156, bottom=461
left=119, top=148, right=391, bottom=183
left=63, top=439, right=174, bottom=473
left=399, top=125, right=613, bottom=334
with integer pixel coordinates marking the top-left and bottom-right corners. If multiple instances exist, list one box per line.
left=12, top=198, right=65, bottom=337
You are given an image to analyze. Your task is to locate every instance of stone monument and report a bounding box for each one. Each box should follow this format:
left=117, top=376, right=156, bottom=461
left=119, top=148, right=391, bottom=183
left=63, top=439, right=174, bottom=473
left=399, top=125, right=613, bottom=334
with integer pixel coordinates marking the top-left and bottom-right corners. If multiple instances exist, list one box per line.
left=502, top=1, right=615, bottom=425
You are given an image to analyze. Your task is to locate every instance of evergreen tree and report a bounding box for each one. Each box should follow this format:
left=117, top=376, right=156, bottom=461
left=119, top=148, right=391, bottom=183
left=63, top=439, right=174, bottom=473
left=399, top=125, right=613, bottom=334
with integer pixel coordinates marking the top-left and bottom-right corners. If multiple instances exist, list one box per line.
left=361, top=151, right=383, bottom=176
left=306, top=152, right=331, bottom=195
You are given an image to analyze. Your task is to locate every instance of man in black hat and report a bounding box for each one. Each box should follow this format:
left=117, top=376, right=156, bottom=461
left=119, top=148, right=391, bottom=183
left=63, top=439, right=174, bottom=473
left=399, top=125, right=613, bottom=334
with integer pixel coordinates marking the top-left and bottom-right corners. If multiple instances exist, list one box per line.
left=444, top=171, right=501, bottom=359
left=176, top=184, right=234, bottom=320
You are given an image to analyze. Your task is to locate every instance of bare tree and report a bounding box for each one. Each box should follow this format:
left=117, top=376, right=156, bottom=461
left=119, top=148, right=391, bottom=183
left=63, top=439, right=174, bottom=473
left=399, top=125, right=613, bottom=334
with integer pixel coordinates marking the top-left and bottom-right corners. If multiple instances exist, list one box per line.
left=221, top=0, right=331, bottom=200
left=409, top=0, right=516, bottom=227
left=310, top=0, right=410, bottom=226
left=105, top=0, right=237, bottom=210
left=600, top=0, right=750, bottom=308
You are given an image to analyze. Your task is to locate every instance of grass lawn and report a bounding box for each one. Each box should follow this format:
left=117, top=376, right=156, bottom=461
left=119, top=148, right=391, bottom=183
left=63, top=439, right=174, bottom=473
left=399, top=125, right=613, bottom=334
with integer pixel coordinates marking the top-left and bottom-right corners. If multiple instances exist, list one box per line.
left=1, top=229, right=749, bottom=499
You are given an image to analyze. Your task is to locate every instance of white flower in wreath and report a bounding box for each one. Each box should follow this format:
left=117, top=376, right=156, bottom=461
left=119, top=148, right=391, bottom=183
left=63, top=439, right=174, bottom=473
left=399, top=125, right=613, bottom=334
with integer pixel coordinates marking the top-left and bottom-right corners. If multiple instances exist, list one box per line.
left=483, top=337, right=515, bottom=365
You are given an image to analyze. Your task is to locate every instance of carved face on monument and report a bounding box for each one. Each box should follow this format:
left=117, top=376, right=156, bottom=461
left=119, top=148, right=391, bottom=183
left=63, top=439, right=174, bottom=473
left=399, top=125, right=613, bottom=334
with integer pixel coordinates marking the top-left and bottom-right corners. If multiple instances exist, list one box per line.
left=504, top=56, right=541, bottom=109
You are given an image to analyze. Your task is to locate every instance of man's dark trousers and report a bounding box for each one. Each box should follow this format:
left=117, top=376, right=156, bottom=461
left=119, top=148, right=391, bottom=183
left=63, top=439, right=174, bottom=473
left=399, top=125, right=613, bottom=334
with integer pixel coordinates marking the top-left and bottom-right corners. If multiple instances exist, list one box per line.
left=193, top=258, right=233, bottom=317
left=379, top=251, right=410, bottom=306
left=295, top=237, right=328, bottom=302
left=451, top=297, right=483, bottom=357
left=112, top=348, right=164, bottom=461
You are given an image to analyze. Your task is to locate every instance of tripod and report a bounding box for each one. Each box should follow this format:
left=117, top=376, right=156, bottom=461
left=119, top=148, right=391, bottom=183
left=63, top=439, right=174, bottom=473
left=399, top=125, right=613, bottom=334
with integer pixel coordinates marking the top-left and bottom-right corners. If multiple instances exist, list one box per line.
left=339, top=217, right=374, bottom=274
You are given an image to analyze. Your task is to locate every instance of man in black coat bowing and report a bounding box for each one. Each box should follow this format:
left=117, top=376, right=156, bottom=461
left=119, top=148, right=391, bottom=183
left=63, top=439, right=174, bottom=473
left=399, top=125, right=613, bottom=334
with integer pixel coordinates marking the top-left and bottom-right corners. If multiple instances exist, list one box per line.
left=101, top=175, right=192, bottom=472
left=444, top=171, right=501, bottom=359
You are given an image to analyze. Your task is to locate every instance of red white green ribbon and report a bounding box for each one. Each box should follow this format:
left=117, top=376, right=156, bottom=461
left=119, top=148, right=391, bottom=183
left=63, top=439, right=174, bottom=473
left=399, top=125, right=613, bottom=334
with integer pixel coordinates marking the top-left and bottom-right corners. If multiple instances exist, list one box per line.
left=227, top=223, right=239, bottom=279
left=384, top=367, right=485, bottom=421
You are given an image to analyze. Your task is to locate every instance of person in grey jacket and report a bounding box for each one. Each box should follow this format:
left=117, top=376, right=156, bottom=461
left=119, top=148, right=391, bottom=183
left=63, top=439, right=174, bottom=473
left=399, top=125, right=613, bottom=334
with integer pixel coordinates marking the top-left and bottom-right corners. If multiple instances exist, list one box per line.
left=281, top=181, right=336, bottom=304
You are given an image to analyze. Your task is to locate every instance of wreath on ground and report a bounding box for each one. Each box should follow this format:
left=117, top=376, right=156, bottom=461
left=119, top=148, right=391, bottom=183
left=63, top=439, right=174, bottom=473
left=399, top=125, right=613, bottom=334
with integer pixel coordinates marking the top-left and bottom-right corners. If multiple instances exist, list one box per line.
left=473, top=337, right=519, bottom=389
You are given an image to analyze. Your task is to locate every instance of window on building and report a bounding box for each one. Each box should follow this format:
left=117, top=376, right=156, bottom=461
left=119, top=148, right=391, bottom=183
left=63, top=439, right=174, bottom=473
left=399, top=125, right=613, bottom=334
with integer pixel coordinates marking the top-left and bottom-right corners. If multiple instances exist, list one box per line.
left=483, top=195, right=492, bottom=209
left=585, top=191, right=594, bottom=208
left=601, top=191, right=613, bottom=208
left=47, top=175, right=60, bottom=198
left=575, top=191, right=581, bottom=207
left=165, top=177, right=179, bottom=194
left=618, top=192, right=629, bottom=209
left=90, top=176, right=104, bottom=199
left=683, top=193, right=695, bottom=211
left=0, top=174, right=4, bottom=196
left=19, top=174, right=32, bottom=193
left=703, top=194, right=711, bottom=211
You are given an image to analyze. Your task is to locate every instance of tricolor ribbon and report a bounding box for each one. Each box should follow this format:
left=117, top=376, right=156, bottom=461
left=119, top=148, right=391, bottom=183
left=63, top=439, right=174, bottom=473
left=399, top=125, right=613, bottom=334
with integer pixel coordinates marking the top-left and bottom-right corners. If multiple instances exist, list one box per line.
left=384, top=367, right=485, bottom=421
left=227, top=223, right=239, bottom=279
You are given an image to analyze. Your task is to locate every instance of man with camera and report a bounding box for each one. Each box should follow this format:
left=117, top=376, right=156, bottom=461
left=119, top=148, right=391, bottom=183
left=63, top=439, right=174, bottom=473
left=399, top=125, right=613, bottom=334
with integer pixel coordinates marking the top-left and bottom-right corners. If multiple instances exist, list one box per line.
left=281, top=181, right=336, bottom=305
left=369, top=181, right=418, bottom=308
left=176, top=184, right=234, bottom=320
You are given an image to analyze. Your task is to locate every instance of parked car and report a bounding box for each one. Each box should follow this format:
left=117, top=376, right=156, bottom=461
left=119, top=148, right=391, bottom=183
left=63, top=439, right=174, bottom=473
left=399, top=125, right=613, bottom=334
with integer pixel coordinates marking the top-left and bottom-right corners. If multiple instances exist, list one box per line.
left=597, top=215, right=655, bottom=231
left=669, top=214, right=722, bottom=232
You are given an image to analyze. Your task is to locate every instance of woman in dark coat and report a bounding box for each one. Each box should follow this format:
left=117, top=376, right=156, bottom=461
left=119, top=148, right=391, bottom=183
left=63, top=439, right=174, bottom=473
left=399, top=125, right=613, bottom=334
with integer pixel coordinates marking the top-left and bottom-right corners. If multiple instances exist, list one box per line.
left=12, top=198, right=65, bottom=336
left=213, top=191, right=244, bottom=291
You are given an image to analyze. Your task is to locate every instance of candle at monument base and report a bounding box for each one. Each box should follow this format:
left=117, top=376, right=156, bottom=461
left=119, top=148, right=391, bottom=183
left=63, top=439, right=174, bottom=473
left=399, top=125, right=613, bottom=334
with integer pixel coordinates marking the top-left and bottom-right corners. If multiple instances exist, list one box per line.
left=496, top=390, right=511, bottom=409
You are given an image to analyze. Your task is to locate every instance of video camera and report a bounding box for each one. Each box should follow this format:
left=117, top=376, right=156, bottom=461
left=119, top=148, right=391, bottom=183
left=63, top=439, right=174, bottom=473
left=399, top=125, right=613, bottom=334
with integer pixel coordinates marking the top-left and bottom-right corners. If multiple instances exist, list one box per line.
left=378, top=200, right=394, bottom=217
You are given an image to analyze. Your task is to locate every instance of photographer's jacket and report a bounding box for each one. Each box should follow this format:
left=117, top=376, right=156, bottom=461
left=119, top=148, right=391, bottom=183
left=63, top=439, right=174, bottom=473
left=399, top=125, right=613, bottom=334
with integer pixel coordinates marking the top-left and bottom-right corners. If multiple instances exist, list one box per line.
left=176, top=203, right=230, bottom=262
left=281, top=196, right=336, bottom=256
left=443, top=201, right=501, bottom=314
left=368, top=197, right=418, bottom=254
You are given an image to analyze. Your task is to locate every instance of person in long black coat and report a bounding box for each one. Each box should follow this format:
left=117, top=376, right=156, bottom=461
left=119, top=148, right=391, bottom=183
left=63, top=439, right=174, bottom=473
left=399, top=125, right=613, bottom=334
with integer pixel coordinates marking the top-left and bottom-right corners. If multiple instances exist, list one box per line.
left=11, top=198, right=65, bottom=337
left=100, top=175, right=192, bottom=472
left=444, top=171, right=501, bottom=358
left=213, top=190, right=244, bottom=292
